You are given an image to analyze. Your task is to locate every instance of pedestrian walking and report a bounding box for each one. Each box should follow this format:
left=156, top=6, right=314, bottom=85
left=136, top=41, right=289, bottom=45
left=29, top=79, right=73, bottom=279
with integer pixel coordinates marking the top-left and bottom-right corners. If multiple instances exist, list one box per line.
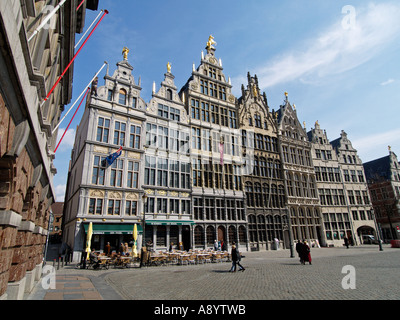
left=300, top=240, right=312, bottom=265
left=229, top=244, right=245, bottom=272
left=344, top=236, right=349, bottom=249
left=214, top=240, right=219, bottom=251
left=295, top=240, right=304, bottom=264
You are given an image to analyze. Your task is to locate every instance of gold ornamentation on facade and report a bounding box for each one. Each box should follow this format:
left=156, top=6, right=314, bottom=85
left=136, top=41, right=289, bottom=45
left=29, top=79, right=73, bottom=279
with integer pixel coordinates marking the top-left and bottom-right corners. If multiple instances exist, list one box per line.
left=167, top=62, right=171, bottom=73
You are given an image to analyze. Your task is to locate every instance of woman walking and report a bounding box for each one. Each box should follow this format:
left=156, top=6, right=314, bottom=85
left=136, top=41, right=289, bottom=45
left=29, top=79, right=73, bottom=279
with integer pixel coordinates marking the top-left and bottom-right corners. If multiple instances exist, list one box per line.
left=300, top=240, right=312, bottom=265
left=230, top=244, right=245, bottom=272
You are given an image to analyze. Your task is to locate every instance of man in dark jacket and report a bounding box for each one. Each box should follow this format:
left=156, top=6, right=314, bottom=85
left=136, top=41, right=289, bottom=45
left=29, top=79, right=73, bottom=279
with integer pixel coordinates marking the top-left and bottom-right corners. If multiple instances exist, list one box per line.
left=295, top=240, right=303, bottom=264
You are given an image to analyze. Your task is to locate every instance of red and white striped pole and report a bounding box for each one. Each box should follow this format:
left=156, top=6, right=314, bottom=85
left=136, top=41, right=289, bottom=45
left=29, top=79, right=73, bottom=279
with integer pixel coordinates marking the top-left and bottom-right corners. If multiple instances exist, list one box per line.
left=42, top=9, right=109, bottom=105
left=54, top=87, right=90, bottom=153
left=76, top=0, right=86, bottom=11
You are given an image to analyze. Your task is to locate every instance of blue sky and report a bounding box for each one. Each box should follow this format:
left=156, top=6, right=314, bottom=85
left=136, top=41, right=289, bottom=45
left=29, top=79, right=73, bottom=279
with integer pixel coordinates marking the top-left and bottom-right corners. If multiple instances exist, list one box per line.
left=53, top=0, right=400, bottom=201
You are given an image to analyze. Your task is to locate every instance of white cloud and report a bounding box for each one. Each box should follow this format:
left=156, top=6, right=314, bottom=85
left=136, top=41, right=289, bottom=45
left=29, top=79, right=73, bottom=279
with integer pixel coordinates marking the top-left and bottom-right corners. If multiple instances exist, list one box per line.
left=232, top=3, right=400, bottom=90
left=55, top=184, right=66, bottom=202
left=380, top=79, right=395, bottom=86
left=352, top=128, right=400, bottom=161
left=56, top=128, right=76, bottom=151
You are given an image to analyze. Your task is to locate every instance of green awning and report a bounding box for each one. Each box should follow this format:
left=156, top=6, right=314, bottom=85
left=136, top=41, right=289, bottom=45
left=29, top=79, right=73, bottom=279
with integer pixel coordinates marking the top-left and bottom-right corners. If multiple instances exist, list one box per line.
left=145, top=220, right=195, bottom=226
left=83, top=223, right=143, bottom=235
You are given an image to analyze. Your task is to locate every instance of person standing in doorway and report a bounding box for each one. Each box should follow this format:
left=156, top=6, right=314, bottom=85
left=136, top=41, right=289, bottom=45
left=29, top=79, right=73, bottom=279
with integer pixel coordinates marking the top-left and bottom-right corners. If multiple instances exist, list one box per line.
left=105, top=242, right=111, bottom=256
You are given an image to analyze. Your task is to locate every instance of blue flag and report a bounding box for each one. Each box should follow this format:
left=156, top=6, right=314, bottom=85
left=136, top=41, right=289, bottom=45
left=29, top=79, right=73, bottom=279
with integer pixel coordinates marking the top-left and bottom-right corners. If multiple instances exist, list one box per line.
left=105, top=146, right=122, bottom=166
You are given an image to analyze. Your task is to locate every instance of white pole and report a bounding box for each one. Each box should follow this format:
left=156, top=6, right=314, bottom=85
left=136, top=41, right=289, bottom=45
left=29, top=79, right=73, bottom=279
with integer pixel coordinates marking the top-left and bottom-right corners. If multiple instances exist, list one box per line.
left=28, top=0, right=68, bottom=42
left=52, top=61, right=108, bottom=134
left=74, top=9, right=103, bottom=49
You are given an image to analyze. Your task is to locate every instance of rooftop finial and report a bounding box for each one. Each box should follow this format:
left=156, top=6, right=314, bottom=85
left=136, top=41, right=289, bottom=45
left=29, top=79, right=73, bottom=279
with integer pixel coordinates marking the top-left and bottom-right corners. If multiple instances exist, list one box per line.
left=167, top=62, right=172, bottom=73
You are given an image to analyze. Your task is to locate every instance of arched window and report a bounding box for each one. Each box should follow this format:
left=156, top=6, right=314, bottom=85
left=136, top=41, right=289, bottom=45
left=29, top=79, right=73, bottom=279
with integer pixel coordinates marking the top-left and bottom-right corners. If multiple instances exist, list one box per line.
left=119, top=89, right=127, bottom=105
left=228, top=225, right=237, bottom=244
left=206, top=226, right=215, bottom=245
left=166, top=89, right=173, bottom=100
left=248, top=215, right=257, bottom=242
left=238, top=226, right=247, bottom=244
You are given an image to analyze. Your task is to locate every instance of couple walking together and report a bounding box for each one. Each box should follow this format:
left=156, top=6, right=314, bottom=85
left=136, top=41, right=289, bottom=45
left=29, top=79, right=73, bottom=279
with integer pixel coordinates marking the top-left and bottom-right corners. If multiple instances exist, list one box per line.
left=296, top=240, right=312, bottom=265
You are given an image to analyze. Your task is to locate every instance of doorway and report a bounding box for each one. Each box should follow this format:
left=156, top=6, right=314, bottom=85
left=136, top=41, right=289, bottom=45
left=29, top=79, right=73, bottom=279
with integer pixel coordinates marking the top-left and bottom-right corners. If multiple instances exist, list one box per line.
left=182, top=226, right=191, bottom=250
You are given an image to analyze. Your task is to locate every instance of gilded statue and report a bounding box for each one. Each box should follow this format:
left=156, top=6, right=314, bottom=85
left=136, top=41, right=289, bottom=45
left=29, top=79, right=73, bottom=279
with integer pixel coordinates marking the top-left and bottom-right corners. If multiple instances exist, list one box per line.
left=206, top=35, right=217, bottom=52
left=252, top=84, right=258, bottom=97
left=122, top=47, right=129, bottom=60
left=167, top=62, right=171, bottom=73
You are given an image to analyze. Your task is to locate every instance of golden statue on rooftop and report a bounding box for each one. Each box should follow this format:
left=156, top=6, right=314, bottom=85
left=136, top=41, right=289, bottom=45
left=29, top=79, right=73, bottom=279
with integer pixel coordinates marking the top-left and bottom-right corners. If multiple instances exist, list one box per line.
left=167, top=62, right=172, bottom=73
left=122, top=47, right=129, bottom=60
left=206, top=35, right=217, bottom=53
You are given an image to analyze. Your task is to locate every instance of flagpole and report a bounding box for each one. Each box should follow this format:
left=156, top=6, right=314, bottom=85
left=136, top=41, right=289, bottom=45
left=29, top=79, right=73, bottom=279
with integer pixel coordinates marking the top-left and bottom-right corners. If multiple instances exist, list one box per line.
left=54, top=87, right=90, bottom=153
left=75, top=9, right=104, bottom=49
left=28, top=0, right=68, bottom=42
left=41, top=9, right=109, bottom=105
left=76, top=0, right=86, bottom=11
left=52, top=61, right=108, bottom=134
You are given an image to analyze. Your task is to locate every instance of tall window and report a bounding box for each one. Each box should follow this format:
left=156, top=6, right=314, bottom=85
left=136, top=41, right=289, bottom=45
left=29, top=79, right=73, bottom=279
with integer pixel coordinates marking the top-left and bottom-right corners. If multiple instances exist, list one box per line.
left=110, top=159, right=123, bottom=187
left=89, top=198, right=103, bottom=215
left=157, top=126, right=169, bottom=149
left=191, top=99, right=200, bottom=120
left=169, top=160, right=180, bottom=188
left=192, top=128, right=201, bottom=150
left=192, top=158, right=202, bottom=187
left=108, top=199, right=121, bottom=215
left=92, top=156, right=106, bottom=185
left=113, top=121, right=126, bottom=146
left=144, top=156, right=156, bottom=185
left=96, top=117, right=110, bottom=143
left=125, top=200, right=137, bottom=216
left=146, top=123, right=157, bottom=147
left=119, top=89, right=127, bottom=105
left=157, top=158, right=168, bottom=187
left=129, top=124, right=141, bottom=149
left=127, top=161, right=139, bottom=188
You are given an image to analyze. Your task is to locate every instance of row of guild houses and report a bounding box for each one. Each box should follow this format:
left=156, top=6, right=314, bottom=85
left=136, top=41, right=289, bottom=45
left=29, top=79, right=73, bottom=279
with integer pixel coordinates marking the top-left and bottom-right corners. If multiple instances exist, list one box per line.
left=61, top=36, right=397, bottom=261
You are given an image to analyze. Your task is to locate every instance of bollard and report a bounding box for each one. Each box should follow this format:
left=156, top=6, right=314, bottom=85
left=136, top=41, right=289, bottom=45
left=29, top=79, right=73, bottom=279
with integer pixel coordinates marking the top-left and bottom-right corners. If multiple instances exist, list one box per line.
left=57, top=256, right=60, bottom=270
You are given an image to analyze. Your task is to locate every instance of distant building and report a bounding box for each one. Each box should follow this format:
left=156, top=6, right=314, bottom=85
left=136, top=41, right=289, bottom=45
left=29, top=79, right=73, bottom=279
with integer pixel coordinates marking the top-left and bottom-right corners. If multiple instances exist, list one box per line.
left=50, top=202, right=64, bottom=243
left=363, top=148, right=400, bottom=241
left=330, top=131, right=375, bottom=244
left=63, top=37, right=386, bottom=261
left=62, top=53, right=147, bottom=261
left=276, top=95, right=323, bottom=247
left=238, top=73, right=289, bottom=250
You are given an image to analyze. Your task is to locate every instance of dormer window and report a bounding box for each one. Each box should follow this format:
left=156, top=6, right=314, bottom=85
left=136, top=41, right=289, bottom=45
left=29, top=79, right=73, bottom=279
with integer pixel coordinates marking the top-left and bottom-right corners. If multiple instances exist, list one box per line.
left=166, top=89, right=173, bottom=100
left=119, top=89, right=127, bottom=105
